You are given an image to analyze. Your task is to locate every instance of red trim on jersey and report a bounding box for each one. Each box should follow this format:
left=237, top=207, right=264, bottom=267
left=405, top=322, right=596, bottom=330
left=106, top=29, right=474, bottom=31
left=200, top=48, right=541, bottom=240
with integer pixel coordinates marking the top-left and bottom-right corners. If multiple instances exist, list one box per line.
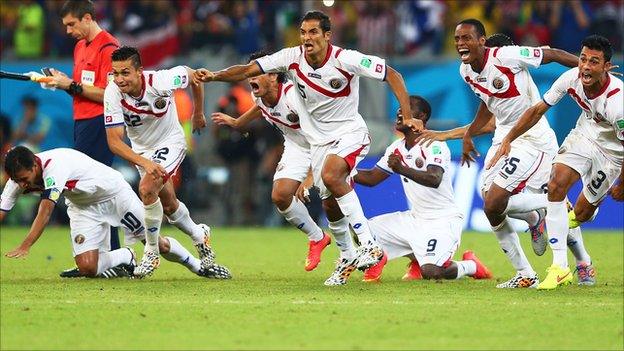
left=476, top=48, right=490, bottom=72
left=148, top=74, right=153, bottom=87
left=344, top=143, right=368, bottom=171
left=43, top=159, right=51, bottom=168
left=511, top=152, right=545, bottom=195
left=392, top=149, right=410, bottom=168
left=567, top=88, right=591, bottom=111
left=258, top=105, right=301, bottom=129
left=305, top=44, right=333, bottom=69
left=284, top=84, right=293, bottom=94
left=586, top=73, right=611, bottom=100
left=299, top=45, right=303, bottom=54
left=121, top=99, right=168, bottom=117
left=133, top=75, right=146, bottom=101
left=287, top=63, right=353, bottom=98
left=419, top=146, right=427, bottom=160
left=493, top=47, right=500, bottom=57
left=335, top=48, right=343, bottom=58
left=65, top=179, right=79, bottom=190
left=465, top=65, right=520, bottom=99
left=607, top=88, right=621, bottom=99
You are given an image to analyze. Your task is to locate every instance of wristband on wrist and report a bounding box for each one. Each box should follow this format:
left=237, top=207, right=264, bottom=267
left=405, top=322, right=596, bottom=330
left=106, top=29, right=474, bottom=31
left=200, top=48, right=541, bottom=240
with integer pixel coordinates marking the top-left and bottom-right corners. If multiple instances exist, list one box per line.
left=67, top=81, right=83, bottom=96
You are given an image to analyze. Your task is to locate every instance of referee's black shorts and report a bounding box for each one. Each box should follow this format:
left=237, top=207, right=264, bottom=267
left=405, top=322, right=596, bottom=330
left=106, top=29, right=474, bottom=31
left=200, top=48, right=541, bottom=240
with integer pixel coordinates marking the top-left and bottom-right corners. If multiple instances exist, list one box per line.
left=74, top=115, right=115, bottom=166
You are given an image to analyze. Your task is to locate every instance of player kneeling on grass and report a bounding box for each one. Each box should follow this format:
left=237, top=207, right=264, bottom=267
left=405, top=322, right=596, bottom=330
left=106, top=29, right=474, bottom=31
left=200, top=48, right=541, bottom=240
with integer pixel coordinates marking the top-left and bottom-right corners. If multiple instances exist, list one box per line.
left=353, top=96, right=492, bottom=282
left=211, top=50, right=331, bottom=272
left=0, top=146, right=231, bottom=279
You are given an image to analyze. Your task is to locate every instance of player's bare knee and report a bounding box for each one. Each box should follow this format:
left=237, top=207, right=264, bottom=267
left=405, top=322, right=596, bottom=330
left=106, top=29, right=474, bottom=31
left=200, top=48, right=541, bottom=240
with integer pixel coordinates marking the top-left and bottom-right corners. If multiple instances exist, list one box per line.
left=421, top=264, right=444, bottom=280
left=271, top=187, right=292, bottom=210
left=76, top=262, right=98, bottom=277
left=546, top=178, right=567, bottom=201
left=138, top=182, right=159, bottom=204
left=161, top=201, right=178, bottom=216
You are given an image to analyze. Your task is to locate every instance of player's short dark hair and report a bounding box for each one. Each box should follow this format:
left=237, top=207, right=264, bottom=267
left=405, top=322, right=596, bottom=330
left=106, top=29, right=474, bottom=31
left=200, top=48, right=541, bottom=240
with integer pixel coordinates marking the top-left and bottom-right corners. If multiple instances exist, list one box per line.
left=60, top=0, right=95, bottom=19
left=4, top=146, right=36, bottom=179
left=410, top=95, right=431, bottom=124
left=458, top=18, right=486, bottom=38
left=249, top=50, right=287, bottom=83
left=485, top=33, right=514, bottom=47
left=302, top=11, right=331, bottom=33
left=581, top=35, right=612, bottom=62
left=21, top=95, right=38, bottom=106
left=111, top=46, right=142, bottom=68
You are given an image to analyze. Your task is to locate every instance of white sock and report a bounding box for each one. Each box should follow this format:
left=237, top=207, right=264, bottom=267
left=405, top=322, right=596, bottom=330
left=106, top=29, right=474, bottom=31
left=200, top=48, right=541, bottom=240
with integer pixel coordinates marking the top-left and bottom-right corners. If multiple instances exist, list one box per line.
left=144, top=200, right=162, bottom=253
left=161, top=236, right=202, bottom=274
left=329, top=216, right=357, bottom=259
left=277, top=197, right=324, bottom=242
left=504, top=193, right=547, bottom=214
left=97, top=248, right=133, bottom=275
left=493, top=219, right=535, bottom=276
left=335, top=190, right=374, bottom=244
left=546, top=200, right=569, bottom=268
left=507, top=210, right=539, bottom=227
left=567, top=227, right=591, bottom=265
left=455, top=260, right=477, bottom=279
left=166, top=201, right=205, bottom=244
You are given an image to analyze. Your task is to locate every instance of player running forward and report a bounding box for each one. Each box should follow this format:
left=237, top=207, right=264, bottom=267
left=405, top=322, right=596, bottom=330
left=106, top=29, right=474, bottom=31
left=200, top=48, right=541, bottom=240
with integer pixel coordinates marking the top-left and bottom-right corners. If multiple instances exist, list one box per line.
left=1, top=146, right=231, bottom=279
left=453, top=19, right=580, bottom=288
left=489, top=35, right=623, bottom=290
left=354, top=96, right=492, bottom=283
left=417, top=32, right=597, bottom=286
left=104, top=46, right=217, bottom=277
left=211, top=51, right=331, bottom=271
left=193, top=11, right=422, bottom=283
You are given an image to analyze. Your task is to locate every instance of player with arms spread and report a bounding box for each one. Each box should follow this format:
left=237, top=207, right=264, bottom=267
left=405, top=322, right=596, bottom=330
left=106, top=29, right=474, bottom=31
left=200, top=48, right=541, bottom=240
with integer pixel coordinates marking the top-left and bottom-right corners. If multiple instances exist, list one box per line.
left=354, top=96, right=492, bottom=282
left=104, top=46, right=224, bottom=277
left=211, top=50, right=332, bottom=271
left=489, top=35, right=623, bottom=290
left=194, top=11, right=421, bottom=285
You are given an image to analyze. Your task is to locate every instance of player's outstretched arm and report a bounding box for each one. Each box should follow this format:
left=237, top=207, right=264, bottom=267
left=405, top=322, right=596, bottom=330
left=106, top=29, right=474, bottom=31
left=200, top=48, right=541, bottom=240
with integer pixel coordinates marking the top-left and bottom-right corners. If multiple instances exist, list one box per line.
left=353, top=167, right=390, bottom=187
left=45, top=68, right=106, bottom=102
left=487, top=101, right=551, bottom=169
left=388, top=154, right=443, bottom=188
left=185, top=67, right=207, bottom=134
left=416, top=116, right=496, bottom=147
left=461, top=102, right=493, bottom=167
left=542, top=48, right=579, bottom=68
left=385, top=66, right=422, bottom=132
left=5, top=199, right=55, bottom=258
left=211, top=105, right=262, bottom=129
left=193, top=62, right=263, bottom=84
left=105, top=126, right=167, bottom=179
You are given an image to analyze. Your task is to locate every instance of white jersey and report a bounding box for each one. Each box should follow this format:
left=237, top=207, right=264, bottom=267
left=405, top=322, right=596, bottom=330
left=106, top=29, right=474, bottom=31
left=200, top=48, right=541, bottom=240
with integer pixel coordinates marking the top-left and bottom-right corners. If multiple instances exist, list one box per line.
left=255, top=44, right=386, bottom=145
left=104, top=66, right=188, bottom=153
left=254, top=82, right=310, bottom=149
left=460, top=46, right=556, bottom=151
left=375, top=139, right=461, bottom=219
left=0, top=148, right=130, bottom=211
left=543, top=68, right=624, bottom=165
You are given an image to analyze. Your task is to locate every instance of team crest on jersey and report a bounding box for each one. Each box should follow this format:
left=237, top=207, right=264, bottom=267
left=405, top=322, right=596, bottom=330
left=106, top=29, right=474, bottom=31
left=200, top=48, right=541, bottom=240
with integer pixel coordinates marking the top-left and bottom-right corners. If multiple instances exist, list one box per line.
left=286, top=112, right=299, bottom=123
left=74, top=234, right=85, bottom=245
left=414, top=157, right=424, bottom=168
left=154, top=97, right=167, bottom=109
left=492, top=78, right=504, bottom=90
left=330, top=78, right=342, bottom=89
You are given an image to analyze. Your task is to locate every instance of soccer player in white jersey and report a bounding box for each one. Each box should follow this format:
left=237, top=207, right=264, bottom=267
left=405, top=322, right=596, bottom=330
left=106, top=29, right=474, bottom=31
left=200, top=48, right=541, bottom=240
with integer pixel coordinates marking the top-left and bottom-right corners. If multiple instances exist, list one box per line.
left=211, top=51, right=332, bottom=271
left=353, top=96, right=492, bottom=283
left=193, top=11, right=422, bottom=279
left=419, top=32, right=597, bottom=286
left=453, top=19, right=581, bottom=288
left=0, top=146, right=231, bottom=279
left=103, top=46, right=218, bottom=277
left=489, top=35, right=624, bottom=290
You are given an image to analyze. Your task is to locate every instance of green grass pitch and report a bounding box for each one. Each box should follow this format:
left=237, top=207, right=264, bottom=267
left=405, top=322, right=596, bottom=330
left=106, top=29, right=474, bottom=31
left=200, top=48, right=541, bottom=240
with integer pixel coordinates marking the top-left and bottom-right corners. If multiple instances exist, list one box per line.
left=1, top=226, right=622, bottom=350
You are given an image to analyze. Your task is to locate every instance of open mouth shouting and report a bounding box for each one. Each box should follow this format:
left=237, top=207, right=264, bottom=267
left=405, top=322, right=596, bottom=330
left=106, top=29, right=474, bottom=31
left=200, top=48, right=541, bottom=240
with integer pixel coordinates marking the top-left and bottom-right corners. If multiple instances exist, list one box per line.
left=458, top=48, right=471, bottom=62
left=249, top=81, right=261, bottom=95
left=580, top=71, right=594, bottom=85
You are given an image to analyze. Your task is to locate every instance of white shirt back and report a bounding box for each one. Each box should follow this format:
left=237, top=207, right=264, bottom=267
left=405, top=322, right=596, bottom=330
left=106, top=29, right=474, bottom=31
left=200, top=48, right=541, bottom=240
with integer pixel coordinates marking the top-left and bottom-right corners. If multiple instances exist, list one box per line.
left=104, top=66, right=187, bottom=153
left=255, top=45, right=386, bottom=145
left=460, top=46, right=556, bottom=150
left=375, top=139, right=461, bottom=219
left=543, top=68, right=624, bottom=164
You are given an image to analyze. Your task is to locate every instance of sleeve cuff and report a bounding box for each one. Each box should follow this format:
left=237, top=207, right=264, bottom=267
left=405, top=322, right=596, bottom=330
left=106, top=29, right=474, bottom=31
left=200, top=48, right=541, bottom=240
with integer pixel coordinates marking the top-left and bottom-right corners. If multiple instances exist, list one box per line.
left=105, top=122, right=125, bottom=128
left=375, top=165, right=393, bottom=174
left=542, top=98, right=553, bottom=107
left=255, top=61, right=265, bottom=74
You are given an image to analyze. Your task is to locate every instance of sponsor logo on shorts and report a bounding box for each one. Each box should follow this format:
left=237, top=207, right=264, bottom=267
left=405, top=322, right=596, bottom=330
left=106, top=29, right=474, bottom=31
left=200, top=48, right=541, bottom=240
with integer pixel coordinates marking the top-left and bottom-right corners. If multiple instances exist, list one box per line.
left=434, top=157, right=442, bottom=164
left=329, top=78, right=342, bottom=89
left=74, top=234, right=85, bottom=244
left=492, top=78, right=504, bottom=90
left=154, top=97, right=167, bottom=109
left=105, top=116, right=113, bottom=123
left=360, top=57, right=372, bottom=68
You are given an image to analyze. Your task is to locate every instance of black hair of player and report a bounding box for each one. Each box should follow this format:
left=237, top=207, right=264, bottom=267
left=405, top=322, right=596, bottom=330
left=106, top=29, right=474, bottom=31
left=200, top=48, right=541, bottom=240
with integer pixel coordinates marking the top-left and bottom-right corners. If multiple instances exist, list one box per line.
left=457, top=19, right=486, bottom=38
left=249, top=50, right=287, bottom=83
left=581, top=35, right=612, bottom=62
left=60, top=0, right=95, bottom=19
left=485, top=33, right=514, bottom=47
left=21, top=95, right=38, bottom=107
left=302, top=11, right=331, bottom=33
left=4, top=146, right=36, bottom=179
left=111, top=46, right=142, bottom=69
left=410, top=95, right=431, bottom=125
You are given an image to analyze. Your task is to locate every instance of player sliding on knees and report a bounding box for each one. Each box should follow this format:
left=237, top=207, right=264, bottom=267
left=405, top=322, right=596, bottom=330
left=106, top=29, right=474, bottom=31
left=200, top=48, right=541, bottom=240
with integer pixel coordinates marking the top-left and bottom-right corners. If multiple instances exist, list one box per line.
left=194, top=11, right=422, bottom=285
left=104, top=46, right=227, bottom=278
left=211, top=50, right=331, bottom=271
left=1, top=146, right=230, bottom=279
left=488, top=35, right=623, bottom=290
left=353, top=96, right=492, bottom=283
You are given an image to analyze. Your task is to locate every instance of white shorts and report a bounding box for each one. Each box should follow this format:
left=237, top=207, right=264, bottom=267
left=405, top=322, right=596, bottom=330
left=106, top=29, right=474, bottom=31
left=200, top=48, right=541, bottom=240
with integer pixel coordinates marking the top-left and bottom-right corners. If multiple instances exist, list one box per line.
left=273, top=140, right=311, bottom=182
left=482, top=141, right=553, bottom=195
left=310, top=131, right=370, bottom=200
left=137, top=144, right=186, bottom=181
left=555, top=130, right=621, bottom=205
left=67, top=187, right=146, bottom=256
left=368, top=211, right=462, bottom=266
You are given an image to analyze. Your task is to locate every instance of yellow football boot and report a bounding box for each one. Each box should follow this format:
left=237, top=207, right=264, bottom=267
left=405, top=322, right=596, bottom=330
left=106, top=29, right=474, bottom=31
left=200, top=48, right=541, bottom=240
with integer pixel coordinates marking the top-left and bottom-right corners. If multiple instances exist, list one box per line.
left=537, top=264, right=573, bottom=290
